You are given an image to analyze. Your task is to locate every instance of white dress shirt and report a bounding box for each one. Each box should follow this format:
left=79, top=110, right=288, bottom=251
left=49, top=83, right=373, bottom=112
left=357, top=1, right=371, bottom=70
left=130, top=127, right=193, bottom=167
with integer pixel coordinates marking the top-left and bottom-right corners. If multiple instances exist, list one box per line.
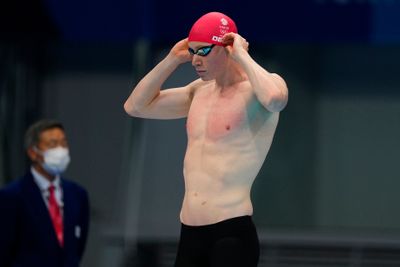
left=31, top=166, right=64, bottom=211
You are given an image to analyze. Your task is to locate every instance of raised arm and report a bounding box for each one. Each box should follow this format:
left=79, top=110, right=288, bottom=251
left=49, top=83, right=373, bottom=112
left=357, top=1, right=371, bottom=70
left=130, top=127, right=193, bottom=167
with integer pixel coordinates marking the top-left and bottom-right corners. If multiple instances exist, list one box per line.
left=124, top=38, right=195, bottom=119
left=222, top=33, right=288, bottom=112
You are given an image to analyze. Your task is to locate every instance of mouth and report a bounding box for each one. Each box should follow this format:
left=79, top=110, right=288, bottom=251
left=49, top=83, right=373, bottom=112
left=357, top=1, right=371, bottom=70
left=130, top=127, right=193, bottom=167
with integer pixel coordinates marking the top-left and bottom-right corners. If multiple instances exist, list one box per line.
left=196, top=70, right=206, bottom=75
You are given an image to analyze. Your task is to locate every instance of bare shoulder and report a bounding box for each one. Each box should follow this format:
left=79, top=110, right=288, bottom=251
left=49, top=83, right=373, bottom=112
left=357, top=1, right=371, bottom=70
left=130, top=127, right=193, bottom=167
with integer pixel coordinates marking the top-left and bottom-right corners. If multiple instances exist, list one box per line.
left=236, top=79, right=255, bottom=95
left=186, top=78, right=214, bottom=98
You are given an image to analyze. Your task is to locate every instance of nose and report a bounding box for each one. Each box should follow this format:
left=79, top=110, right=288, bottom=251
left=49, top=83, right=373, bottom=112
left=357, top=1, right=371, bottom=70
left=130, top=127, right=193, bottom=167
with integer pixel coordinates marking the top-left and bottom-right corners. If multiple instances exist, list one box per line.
left=192, top=55, right=202, bottom=67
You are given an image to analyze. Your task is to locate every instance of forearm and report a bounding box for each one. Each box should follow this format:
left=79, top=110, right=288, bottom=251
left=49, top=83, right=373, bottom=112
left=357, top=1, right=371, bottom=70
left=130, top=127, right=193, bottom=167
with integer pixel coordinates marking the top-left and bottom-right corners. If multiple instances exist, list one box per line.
left=124, top=54, right=181, bottom=115
left=237, top=52, right=288, bottom=112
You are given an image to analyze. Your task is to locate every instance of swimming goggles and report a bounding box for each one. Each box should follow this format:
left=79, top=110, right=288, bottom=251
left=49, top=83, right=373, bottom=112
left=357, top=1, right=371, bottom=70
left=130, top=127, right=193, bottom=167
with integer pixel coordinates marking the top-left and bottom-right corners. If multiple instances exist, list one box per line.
left=188, top=44, right=215, bottom=56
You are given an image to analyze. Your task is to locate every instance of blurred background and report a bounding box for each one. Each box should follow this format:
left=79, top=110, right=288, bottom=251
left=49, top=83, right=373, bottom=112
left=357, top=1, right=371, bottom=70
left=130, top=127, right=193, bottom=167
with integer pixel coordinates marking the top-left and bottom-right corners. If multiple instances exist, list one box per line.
left=1, top=0, right=400, bottom=266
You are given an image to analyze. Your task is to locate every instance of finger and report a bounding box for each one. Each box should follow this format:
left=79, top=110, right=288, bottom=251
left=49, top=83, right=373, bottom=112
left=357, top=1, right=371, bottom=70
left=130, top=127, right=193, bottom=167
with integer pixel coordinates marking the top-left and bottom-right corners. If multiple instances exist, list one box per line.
left=223, top=32, right=235, bottom=39
left=222, top=32, right=235, bottom=44
left=224, top=45, right=233, bottom=55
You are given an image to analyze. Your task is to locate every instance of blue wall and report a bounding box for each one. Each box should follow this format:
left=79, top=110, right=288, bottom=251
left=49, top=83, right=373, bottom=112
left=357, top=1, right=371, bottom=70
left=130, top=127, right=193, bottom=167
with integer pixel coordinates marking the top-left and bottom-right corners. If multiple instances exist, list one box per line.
left=42, top=0, right=400, bottom=43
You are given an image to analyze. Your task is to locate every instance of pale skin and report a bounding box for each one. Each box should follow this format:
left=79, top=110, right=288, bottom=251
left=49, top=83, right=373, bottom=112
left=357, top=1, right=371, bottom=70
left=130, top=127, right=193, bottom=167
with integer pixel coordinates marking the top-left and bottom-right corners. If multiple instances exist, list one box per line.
left=124, top=32, right=288, bottom=226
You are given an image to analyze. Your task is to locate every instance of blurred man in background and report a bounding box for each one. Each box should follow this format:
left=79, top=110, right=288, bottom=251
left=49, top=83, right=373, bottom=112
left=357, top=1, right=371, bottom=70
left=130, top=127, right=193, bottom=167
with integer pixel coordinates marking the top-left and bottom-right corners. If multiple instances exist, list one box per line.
left=0, top=119, right=90, bottom=267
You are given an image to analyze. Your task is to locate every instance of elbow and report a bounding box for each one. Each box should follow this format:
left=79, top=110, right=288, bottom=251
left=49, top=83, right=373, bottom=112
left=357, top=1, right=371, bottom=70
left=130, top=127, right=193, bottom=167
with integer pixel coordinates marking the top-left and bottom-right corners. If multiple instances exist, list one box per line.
left=264, top=88, right=289, bottom=112
left=261, top=73, right=289, bottom=112
left=273, top=96, right=288, bottom=112
left=276, top=88, right=289, bottom=111
left=265, top=100, right=287, bottom=113
left=123, top=100, right=133, bottom=115
left=124, top=100, right=141, bottom=117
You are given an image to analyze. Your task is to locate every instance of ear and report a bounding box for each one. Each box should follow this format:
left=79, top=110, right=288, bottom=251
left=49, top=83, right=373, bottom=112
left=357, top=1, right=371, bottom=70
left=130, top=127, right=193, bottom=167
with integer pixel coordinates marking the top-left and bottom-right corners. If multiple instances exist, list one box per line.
left=27, top=147, right=42, bottom=163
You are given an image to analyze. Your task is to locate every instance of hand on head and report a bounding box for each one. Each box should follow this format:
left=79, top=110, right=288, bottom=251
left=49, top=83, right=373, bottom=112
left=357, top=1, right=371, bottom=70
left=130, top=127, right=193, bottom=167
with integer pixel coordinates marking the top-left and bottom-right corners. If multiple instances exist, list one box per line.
left=222, top=33, right=249, bottom=60
left=170, top=38, right=192, bottom=64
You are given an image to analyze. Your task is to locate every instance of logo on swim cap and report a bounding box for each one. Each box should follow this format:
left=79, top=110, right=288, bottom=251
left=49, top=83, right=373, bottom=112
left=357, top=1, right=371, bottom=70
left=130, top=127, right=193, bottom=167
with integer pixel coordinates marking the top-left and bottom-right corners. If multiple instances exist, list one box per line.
left=188, top=12, right=238, bottom=46
left=212, top=36, right=223, bottom=43
left=221, top=18, right=228, bottom=26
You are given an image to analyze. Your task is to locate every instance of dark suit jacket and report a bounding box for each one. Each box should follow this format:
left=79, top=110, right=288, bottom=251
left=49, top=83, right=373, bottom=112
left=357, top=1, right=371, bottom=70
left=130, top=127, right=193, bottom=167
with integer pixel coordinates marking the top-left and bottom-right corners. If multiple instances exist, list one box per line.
left=0, top=171, right=89, bottom=267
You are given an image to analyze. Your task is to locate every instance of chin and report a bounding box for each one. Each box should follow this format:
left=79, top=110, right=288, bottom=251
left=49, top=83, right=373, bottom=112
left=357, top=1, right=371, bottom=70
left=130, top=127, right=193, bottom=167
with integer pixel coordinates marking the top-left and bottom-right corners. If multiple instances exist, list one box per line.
left=199, top=76, right=213, bottom=81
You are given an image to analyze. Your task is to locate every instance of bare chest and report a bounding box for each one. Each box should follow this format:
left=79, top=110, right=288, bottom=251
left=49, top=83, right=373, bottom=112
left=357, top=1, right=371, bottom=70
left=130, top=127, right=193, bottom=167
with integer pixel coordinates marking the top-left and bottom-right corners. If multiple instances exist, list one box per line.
left=186, top=90, right=250, bottom=140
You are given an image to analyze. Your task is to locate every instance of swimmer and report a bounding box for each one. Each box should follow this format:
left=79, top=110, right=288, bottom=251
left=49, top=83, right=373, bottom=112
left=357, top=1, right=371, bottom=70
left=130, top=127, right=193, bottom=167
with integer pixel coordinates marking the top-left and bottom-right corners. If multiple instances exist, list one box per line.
left=124, top=11, right=288, bottom=267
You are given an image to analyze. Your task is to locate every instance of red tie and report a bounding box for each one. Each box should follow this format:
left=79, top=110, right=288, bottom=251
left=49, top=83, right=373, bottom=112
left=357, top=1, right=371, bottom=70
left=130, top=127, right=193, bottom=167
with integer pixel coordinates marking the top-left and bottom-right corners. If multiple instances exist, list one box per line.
left=48, top=185, right=64, bottom=247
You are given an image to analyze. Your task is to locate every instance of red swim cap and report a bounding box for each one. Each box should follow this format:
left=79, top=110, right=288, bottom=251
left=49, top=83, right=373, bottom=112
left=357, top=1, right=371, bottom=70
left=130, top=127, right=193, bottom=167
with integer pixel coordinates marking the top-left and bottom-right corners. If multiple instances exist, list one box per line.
left=188, top=12, right=238, bottom=46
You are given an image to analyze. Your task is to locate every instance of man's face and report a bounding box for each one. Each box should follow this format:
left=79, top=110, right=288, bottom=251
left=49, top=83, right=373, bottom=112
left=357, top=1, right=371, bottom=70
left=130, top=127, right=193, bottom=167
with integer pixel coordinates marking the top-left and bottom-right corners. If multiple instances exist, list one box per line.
left=189, top=41, right=226, bottom=81
left=29, top=127, right=68, bottom=163
left=37, top=128, right=68, bottom=151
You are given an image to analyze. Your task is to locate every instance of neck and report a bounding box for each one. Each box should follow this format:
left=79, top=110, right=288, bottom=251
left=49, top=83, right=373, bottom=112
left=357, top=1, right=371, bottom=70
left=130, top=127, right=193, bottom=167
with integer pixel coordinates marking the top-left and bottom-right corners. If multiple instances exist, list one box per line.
left=32, top=163, right=56, bottom=182
left=215, top=58, right=247, bottom=88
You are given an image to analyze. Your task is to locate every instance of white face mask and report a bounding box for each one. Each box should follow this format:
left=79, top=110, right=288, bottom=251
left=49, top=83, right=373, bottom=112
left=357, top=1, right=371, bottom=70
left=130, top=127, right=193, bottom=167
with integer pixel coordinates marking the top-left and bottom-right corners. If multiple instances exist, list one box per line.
left=36, top=146, right=71, bottom=175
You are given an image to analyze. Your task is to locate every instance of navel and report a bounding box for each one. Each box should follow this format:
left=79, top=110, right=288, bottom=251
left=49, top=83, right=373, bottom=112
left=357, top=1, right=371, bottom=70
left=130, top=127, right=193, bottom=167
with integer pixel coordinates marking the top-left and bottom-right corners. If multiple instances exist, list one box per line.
left=225, top=125, right=231, bottom=130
